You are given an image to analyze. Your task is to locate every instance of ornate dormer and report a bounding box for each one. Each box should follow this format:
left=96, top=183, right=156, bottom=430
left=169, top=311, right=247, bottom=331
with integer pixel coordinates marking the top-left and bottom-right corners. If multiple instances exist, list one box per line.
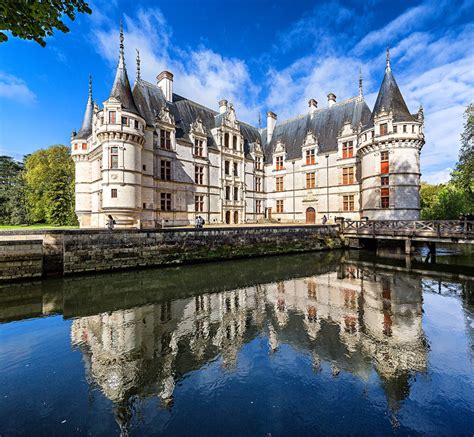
left=155, top=106, right=175, bottom=127
left=222, top=104, right=239, bottom=130
left=303, top=131, right=318, bottom=148
left=273, top=140, right=286, bottom=154
left=338, top=122, right=354, bottom=138
left=190, top=117, right=206, bottom=136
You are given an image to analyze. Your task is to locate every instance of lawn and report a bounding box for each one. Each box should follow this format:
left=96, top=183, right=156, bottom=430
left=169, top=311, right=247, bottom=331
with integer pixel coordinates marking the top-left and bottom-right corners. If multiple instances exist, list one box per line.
left=0, top=224, right=79, bottom=230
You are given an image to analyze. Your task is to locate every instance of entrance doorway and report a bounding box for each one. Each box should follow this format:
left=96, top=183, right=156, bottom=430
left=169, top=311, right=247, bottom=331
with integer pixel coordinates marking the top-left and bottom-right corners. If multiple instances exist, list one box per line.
left=306, top=207, right=316, bottom=224
left=266, top=207, right=272, bottom=220
left=234, top=211, right=239, bottom=224
left=225, top=211, right=231, bottom=224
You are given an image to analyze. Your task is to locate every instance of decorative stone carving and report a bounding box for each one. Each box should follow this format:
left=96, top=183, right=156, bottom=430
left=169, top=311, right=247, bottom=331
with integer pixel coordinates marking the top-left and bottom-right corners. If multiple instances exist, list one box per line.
left=155, top=107, right=174, bottom=125
left=303, top=131, right=318, bottom=147
left=190, top=117, right=206, bottom=136
left=274, top=140, right=286, bottom=154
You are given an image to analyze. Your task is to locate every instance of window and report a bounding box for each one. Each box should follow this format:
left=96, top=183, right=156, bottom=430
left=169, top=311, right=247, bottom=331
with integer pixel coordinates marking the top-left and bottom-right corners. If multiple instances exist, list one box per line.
left=225, top=186, right=231, bottom=200
left=393, top=125, right=398, bottom=134
left=194, top=139, right=204, bottom=157
left=111, top=189, right=117, bottom=198
left=255, top=177, right=262, bottom=192
left=160, top=130, right=171, bottom=150
left=234, top=187, right=239, bottom=201
left=276, top=200, right=284, bottom=213
left=343, top=195, right=354, bottom=211
left=143, top=164, right=146, bottom=171
left=306, top=149, right=316, bottom=165
left=160, top=160, right=171, bottom=180
left=342, top=141, right=353, bottom=159
left=306, top=172, right=316, bottom=189
left=412, top=125, right=415, bottom=133
left=381, top=175, right=389, bottom=186
left=342, top=167, right=354, bottom=185
left=381, top=187, right=390, bottom=209
left=233, top=135, right=238, bottom=150
left=256, top=200, right=262, bottom=214
left=195, top=165, right=204, bottom=185
left=255, top=157, right=262, bottom=170
left=135, top=120, right=139, bottom=130
left=403, top=125, right=407, bottom=133
left=381, top=151, right=389, bottom=174
left=224, top=132, right=230, bottom=148
left=225, top=160, right=230, bottom=175
left=276, top=156, right=284, bottom=171
left=380, top=123, right=388, bottom=136
left=160, top=193, right=172, bottom=211
left=121, top=116, right=128, bottom=126
left=143, top=203, right=146, bottom=209
left=195, top=195, right=204, bottom=212
left=276, top=176, right=284, bottom=192
left=100, top=116, right=104, bottom=125
left=82, top=143, right=87, bottom=150
left=108, top=111, right=116, bottom=124
left=73, top=144, right=78, bottom=150
left=233, top=162, right=238, bottom=176
left=110, top=146, right=118, bottom=169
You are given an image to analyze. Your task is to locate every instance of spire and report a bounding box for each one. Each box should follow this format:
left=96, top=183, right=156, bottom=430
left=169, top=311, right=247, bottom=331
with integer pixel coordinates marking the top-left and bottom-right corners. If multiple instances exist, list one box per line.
left=386, top=47, right=391, bottom=72
left=136, top=49, right=141, bottom=81
left=258, top=111, right=261, bottom=129
left=76, top=75, right=94, bottom=139
left=108, top=20, right=139, bottom=115
left=358, top=67, right=363, bottom=99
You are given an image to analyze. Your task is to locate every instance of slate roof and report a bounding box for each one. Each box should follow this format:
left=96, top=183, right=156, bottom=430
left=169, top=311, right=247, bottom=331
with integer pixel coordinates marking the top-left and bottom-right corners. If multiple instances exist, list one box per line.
left=109, top=59, right=140, bottom=115
left=366, top=67, right=416, bottom=128
left=75, top=94, right=93, bottom=140
left=262, top=97, right=371, bottom=162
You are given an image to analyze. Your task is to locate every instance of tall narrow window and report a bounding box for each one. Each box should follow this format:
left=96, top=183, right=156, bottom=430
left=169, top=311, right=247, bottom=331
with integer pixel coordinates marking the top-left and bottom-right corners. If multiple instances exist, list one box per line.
left=224, top=133, right=230, bottom=148
left=276, top=156, right=284, bottom=171
left=233, top=162, right=238, bottom=176
left=194, top=139, right=203, bottom=157
left=276, top=176, right=284, bottom=192
left=381, top=187, right=390, bottom=209
left=233, top=135, right=238, bottom=150
left=381, top=175, right=389, bottom=186
left=111, top=189, right=117, bottom=198
left=160, top=193, right=172, bottom=211
left=276, top=200, right=284, bottom=213
left=381, top=151, right=389, bottom=174
left=195, top=195, right=204, bottom=212
left=403, top=125, right=407, bottom=133
left=108, top=111, right=116, bottom=124
left=342, top=167, right=354, bottom=185
left=225, top=160, right=230, bottom=175
left=343, top=195, right=354, bottom=211
left=195, top=165, right=204, bottom=185
left=160, top=130, right=171, bottom=150
left=225, top=186, right=231, bottom=200
left=110, top=146, right=118, bottom=169
left=342, top=141, right=353, bottom=158
left=160, top=160, right=171, bottom=180
left=255, top=177, right=262, bottom=192
left=380, top=123, right=388, bottom=136
left=306, top=149, right=315, bottom=165
left=255, top=157, right=262, bottom=170
left=234, top=187, right=239, bottom=201
left=256, top=200, right=262, bottom=214
left=306, top=172, right=316, bottom=189
left=121, top=116, right=128, bottom=126
left=393, top=125, right=398, bottom=134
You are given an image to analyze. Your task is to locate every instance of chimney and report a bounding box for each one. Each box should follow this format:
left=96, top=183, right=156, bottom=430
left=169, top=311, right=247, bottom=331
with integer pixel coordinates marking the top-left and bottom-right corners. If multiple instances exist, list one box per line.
left=267, top=111, right=277, bottom=143
left=327, top=93, right=336, bottom=107
left=218, top=99, right=228, bottom=114
left=157, top=71, right=174, bottom=102
left=308, top=99, right=318, bottom=113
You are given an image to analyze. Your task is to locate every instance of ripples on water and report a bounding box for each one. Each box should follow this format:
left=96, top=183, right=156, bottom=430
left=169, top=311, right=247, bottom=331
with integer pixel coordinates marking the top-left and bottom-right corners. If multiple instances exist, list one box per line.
left=0, top=250, right=473, bottom=436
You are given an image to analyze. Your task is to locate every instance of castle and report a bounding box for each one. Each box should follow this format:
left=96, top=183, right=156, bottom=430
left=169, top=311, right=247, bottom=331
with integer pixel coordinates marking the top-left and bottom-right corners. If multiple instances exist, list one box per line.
left=71, top=26, right=424, bottom=228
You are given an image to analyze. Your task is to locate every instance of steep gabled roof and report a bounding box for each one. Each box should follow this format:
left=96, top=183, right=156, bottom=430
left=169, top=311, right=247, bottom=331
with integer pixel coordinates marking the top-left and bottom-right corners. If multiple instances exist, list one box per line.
left=76, top=76, right=93, bottom=140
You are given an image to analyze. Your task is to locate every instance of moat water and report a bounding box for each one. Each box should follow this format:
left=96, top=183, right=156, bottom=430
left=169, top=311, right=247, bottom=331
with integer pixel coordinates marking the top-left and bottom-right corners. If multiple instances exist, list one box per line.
left=0, top=249, right=473, bottom=436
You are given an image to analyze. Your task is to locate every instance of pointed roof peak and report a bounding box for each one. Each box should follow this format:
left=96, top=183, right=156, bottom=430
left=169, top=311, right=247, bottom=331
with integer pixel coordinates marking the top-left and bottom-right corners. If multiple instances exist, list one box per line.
left=119, top=19, right=125, bottom=68
left=76, top=75, right=94, bottom=139
left=358, top=67, right=363, bottom=99
left=386, top=47, right=391, bottom=72
left=136, top=49, right=141, bottom=81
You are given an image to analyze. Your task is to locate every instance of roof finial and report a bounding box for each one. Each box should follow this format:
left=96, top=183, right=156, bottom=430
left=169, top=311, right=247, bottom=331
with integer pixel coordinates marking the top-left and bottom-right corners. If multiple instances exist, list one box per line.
left=386, top=47, right=391, bottom=72
left=258, top=111, right=261, bottom=129
left=136, top=49, right=141, bottom=81
left=358, top=67, right=363, bottom=98
left=119, top=19, right=125, bottom=68
left=88, top=74, right=92, bottom=99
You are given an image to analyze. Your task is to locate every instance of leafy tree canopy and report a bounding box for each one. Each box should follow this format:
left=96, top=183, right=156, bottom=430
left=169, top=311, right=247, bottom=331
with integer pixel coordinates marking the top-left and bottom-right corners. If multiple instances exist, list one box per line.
left=0, top=0, right=91, bottom=47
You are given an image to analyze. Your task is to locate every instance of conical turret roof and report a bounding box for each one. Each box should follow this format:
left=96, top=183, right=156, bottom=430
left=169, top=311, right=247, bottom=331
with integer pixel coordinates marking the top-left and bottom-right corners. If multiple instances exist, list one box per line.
left=108, top=22, right=139, bottom=115
left=367, top=49, right=416, bottom=127
left=76, top=75, right=93, bottom=139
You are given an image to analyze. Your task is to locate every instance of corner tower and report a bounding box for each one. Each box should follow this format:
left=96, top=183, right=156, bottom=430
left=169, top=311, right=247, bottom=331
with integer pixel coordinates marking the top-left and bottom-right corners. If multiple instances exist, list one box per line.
left=358, top=49, right=424, bottom=220
left=95, top=22, right=146, bottom=228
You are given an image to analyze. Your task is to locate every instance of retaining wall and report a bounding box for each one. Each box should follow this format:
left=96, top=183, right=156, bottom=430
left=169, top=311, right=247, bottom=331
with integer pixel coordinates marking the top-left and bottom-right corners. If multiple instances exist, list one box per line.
left=0, top=240, right=43, bottom=281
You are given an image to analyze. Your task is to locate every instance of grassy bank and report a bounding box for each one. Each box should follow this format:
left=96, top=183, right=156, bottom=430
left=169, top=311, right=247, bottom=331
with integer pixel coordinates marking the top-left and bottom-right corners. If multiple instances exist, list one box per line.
left=0, top=224, right=79, bottom=230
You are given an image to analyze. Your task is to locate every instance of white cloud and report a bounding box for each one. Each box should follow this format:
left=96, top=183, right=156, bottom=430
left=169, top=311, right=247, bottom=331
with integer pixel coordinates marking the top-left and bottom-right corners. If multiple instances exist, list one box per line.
left=0, top=72, right=37, bottom=105
left=422, top=167, right=453, bottom=185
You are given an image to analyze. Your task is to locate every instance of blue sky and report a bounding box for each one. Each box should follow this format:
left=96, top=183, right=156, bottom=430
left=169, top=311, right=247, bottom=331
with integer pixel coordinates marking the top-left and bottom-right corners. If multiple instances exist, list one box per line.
left=0, top=0, right=473, bottom=183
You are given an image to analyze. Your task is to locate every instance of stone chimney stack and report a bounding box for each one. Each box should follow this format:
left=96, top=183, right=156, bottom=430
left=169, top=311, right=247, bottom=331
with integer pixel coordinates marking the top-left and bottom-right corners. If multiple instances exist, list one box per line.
left=218, top=99, right=228, bottom=114
left=327, top=93, right=336, bottom=107
left=267, top=111, right=277, bottom=144
left=308, top=99, right=318, bottom=113
left=157, top=71, right=174, bottom=102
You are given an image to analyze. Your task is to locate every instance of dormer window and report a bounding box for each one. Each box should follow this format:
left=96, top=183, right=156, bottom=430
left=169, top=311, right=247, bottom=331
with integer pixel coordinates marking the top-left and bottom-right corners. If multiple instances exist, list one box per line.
left=255, top=157, right=262, bottom=170
left=194, top=139, right=204, bottom=157
left=342, top=141, right=353, bottom=159
left=380, top=123, right=388, bottom=136
left=160, top=129, right=171, bottom=150
left=306, top=149, right=316, bottom=165
left=109, top=111, right=116, bottom=124
left=276, top=156, right=284, bottom=171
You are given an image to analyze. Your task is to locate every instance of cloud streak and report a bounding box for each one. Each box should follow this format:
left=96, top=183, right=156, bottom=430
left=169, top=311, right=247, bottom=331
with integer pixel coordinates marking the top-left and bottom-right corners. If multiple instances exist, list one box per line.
left=0, top=72, right=37, bottom=106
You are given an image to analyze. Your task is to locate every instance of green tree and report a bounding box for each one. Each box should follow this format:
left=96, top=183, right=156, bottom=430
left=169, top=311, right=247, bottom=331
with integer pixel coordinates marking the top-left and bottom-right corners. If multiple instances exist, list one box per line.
left=420, top=182, right=444, bottom=219
left=421, top=185, right=472, bottom=220
left=451, top=103, right=474, bottom=195
left=0, top=0, right=92, bottom=47
left=0, top=155, right=25, bottom=224
left=24, top=145, right=77, bottom=226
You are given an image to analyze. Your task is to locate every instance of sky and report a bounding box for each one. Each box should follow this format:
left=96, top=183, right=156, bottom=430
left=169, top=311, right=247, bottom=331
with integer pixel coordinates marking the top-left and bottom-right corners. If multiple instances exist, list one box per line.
left=0, top=0, right=473, bottom=183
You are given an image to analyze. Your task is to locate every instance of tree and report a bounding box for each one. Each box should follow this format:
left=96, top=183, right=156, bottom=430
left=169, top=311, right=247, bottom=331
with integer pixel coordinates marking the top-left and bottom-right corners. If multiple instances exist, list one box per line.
left=421, top=184, right=472, bottom=220
left=420, top=182, right=444, bottom=219
left=24, top=145, right=77, bottom=226
left=0, top=0, right=92, bottom=47
left=451, top=103, right=474, bottom=195
left=0, top=155, right=25, bottom=224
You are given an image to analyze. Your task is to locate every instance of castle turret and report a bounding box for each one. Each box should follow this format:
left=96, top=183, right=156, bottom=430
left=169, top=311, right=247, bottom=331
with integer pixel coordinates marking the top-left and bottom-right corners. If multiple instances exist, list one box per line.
left=358, top=49, right=424, bottom=220
left=95, top=21, right=146, bottom=228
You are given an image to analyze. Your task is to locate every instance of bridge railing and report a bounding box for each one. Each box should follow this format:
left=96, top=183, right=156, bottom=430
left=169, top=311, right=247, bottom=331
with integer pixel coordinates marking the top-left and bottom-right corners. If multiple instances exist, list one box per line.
left=339, top=219, right=472, bottom=239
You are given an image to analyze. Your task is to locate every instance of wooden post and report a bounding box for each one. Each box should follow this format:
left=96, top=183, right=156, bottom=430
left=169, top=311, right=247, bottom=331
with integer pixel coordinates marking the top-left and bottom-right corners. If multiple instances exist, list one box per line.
left=405, top=239, right=412, bottom=255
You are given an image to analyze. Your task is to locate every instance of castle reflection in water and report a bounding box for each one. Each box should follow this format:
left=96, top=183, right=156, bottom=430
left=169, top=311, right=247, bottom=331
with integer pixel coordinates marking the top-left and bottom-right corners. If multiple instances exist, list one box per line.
left=70, top=261, right=427, bottom=418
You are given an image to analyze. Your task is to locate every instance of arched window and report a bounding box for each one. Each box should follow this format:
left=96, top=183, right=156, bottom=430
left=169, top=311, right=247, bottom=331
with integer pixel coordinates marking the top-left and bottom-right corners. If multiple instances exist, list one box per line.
left=224, top=132, right=229, bottom=148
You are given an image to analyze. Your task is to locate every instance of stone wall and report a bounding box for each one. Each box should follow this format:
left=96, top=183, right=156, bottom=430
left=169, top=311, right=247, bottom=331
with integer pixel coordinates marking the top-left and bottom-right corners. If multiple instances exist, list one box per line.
left=0, top=240, right=43, bottom=281
left=63, top=225, right=341, bottom=275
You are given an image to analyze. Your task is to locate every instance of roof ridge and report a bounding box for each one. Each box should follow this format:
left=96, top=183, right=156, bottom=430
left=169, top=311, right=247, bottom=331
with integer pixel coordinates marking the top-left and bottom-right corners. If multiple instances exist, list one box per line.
left=173, top=93, right=219, bottom=115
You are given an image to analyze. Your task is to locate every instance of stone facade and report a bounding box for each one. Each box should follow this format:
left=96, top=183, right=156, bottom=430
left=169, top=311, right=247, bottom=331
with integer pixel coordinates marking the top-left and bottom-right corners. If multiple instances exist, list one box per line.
left=72, top=30, right=424, bottom=228
left=0, top=240, right=43, bottom=281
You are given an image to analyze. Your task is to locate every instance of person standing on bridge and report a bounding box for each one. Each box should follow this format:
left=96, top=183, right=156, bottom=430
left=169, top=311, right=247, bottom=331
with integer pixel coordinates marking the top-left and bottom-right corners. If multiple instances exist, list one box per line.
left=322, top=215, right=328, bottom=225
